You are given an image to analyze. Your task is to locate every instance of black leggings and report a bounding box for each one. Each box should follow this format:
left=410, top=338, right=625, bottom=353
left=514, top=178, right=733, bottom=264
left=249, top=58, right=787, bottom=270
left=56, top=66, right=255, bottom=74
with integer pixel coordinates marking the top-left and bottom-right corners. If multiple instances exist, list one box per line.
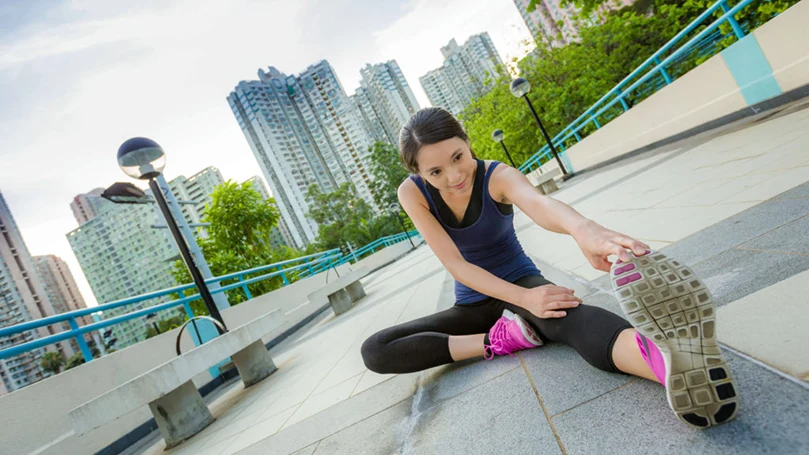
left=361, top=275, right=632, bottom=374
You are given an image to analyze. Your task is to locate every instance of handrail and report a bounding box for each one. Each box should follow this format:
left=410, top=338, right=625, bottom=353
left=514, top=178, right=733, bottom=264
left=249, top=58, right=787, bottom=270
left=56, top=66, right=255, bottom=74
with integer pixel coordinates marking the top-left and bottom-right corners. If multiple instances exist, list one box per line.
left=518, top=0, right=754, bottom=174
left=0, top=233, right=417, bottom=362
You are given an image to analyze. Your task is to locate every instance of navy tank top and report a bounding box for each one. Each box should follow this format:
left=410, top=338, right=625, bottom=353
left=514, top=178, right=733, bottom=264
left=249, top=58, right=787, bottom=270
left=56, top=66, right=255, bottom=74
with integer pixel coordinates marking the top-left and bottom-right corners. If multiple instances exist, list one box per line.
left=411, top=160, right=541, bottom=304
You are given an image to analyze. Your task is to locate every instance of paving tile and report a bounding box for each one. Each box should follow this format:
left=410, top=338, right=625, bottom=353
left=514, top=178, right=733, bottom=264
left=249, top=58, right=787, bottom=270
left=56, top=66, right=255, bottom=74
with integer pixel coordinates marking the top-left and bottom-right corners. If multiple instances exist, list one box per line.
left=520, top=344, right=635, bottom=416
left=283, top=374, right=363, bottom=428
left=661, top=197, right=809, bottom=265
left=718, top=269, right=809, bottom=379
left=310, top=399, right=411, bottom=455
left=406, top=368, right=560, bottom=455
left=416, top=355, right=523, bottom=410
left=690, top=247, right=809, bottom=307
left=221, top=407, right=296, bottom=454
left=552, top=351, right=809, bottom=454
left=736, top=213, right=809, bottom=254
left=237, top=374, right=418, bottom=455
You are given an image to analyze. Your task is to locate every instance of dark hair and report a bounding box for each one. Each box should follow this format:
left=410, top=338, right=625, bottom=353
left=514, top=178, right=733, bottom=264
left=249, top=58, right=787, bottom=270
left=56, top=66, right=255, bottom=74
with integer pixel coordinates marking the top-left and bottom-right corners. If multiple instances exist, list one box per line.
left=399, top=107, right=474, bottom=174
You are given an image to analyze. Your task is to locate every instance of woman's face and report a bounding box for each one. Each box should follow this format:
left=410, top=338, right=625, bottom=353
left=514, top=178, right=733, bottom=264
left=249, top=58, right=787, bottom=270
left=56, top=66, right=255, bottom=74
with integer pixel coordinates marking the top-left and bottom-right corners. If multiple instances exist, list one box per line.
left=417, top=137, right=477, bottom=195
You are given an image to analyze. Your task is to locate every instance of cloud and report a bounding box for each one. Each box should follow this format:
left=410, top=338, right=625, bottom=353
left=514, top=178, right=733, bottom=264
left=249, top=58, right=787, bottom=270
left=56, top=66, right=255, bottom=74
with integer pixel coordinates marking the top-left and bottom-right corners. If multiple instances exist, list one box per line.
left=0, top=0, right=532, bottom=308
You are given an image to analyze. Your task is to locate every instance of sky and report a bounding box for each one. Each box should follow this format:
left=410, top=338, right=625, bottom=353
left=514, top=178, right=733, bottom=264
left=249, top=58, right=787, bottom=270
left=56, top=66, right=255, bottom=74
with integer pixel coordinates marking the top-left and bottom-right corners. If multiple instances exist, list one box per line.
left=0, top=0, right=535, bottom=307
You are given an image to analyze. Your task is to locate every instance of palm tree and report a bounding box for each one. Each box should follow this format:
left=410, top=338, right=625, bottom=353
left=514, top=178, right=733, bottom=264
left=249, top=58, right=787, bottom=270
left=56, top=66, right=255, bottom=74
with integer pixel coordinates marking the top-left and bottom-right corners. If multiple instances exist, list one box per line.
left=40, top=351, right=65, bottom=375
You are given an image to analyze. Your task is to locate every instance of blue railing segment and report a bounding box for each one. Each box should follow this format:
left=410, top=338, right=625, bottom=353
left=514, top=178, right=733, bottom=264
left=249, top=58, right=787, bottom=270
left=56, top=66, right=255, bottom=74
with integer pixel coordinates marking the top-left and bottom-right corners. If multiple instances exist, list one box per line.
left=0, top=248, right=339, bottom=361
left=0, top=233, right=418, bottom=362
left=518, top=0, right=756, bottom=175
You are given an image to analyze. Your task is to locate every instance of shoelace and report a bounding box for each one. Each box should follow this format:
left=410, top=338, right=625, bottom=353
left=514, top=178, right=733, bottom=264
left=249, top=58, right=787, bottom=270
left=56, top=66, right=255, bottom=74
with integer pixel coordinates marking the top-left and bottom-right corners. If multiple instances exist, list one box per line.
left=483, top=319, right=515, bottom=360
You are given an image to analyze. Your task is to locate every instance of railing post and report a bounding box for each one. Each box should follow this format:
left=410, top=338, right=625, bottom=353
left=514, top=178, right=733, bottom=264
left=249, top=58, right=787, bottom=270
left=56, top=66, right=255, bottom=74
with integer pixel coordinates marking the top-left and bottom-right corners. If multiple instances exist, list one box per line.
left=593, top=118, right=601, bottom=129
left=68, top=318, right=94, bottom=362
left=616, top=86, right=629, bottom=112
left=653, top=56, right=673, bottom=84
left=277, top=266, right=290, bottom=285
left=178, top=290, right=195, bottom=318
left=574, top=131, right=582, bottom=142
left=239, top=274, right=253, bottom=300
left=719, top=0, right=745, bottom=39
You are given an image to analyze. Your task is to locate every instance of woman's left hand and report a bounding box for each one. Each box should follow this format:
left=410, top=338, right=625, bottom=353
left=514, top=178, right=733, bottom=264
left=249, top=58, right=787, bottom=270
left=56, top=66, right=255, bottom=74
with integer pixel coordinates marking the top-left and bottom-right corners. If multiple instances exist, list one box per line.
left=572, top=220, right=650, bottom=272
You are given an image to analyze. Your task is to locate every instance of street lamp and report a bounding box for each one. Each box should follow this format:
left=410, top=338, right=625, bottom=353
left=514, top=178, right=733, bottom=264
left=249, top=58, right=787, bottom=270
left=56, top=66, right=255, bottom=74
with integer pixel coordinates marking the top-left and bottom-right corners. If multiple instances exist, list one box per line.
left=387, top=203, right=415, bottom=249
left=144, top=313, right=161, bottom=335
left=491, top=129, right=517, bottom=168
left=116, top=137, right=228, bottom=332
left=510, top=78, right=572, bottom=179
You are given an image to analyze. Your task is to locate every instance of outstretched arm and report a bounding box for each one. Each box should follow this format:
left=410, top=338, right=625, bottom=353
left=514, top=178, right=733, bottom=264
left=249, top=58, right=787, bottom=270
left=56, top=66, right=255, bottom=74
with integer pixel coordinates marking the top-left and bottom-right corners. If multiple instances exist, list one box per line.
left=493, top=165, right=649, bottom=271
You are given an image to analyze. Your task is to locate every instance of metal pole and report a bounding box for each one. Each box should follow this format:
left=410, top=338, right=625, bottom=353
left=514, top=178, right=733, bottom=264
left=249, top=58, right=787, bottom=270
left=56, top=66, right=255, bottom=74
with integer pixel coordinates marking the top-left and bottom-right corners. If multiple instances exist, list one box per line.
left=499, top=142, right=517, bottom=168
left=155, top=175, right=230, bottom=312
left=395, top=212, right=416, bottom=249
left=148, top=178, right=228, bottom=332
left=523, top=95, right=568, bottom=176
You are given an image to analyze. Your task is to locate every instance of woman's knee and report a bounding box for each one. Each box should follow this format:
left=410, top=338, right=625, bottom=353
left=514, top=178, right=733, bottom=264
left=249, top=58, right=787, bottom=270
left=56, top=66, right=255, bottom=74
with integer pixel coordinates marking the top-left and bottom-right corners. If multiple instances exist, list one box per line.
left=360, top=332, right=389, bottom=374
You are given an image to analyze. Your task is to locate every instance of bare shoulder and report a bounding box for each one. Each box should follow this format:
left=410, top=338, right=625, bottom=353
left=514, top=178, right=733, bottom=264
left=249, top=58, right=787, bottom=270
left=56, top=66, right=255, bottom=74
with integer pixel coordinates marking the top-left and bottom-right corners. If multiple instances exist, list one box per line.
left=487, top=160, right=523, bottom=202
left=398, top=176, right=428, bottom=208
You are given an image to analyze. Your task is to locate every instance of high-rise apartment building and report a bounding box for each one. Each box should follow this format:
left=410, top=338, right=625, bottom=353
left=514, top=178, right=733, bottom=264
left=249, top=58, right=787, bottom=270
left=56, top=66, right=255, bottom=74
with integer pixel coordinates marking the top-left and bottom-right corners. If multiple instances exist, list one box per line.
left=33, top=255, right=94, bottom=353
left=244, top=176, right=293, bottom=249
left=66, top=188, right=184, bottom=350
left=176, top=167, right=225, bottom=229
left=513, top=0, right=636, bottom=48
left=351, top=61, right=420, bottom=145
left=70, top=188, right=106, bottom=226
left=228, top=61, right=378, bottom=248
left=420, top=33, right=504, bottom=116
left=1, top=191, right=73, bottom=395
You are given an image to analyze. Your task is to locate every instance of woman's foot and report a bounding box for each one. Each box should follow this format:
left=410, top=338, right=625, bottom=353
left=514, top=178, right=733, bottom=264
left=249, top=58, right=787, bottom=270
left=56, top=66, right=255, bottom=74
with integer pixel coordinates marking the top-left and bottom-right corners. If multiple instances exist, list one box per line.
left=612, top=250, right=740, bottom=429
left=484, top=310, right=543, bottom=359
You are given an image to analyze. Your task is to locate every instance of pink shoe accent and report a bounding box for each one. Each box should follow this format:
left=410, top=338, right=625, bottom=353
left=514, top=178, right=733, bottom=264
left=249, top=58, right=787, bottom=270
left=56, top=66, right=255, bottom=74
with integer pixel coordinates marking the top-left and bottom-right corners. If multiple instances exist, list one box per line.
left=484, top=310, right=542, bottom=360
left=614, top=263, right=637, bottom=276
left=636, top=332, right=666, bottom=386
left=616, top=272, right=642, bottom=287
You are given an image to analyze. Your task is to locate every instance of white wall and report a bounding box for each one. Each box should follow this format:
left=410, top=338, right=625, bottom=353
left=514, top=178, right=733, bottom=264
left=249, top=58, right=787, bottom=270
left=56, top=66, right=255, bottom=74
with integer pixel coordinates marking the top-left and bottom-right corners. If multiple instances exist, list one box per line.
left=553, top=1, right=809, bottom=173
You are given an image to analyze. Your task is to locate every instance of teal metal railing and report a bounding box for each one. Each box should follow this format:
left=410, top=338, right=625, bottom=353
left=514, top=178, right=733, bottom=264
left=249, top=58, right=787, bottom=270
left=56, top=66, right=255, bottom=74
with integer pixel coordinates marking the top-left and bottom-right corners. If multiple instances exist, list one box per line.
left=0, top=231, right=420, bottom=363
left=518, top=0, right=756, bottom=174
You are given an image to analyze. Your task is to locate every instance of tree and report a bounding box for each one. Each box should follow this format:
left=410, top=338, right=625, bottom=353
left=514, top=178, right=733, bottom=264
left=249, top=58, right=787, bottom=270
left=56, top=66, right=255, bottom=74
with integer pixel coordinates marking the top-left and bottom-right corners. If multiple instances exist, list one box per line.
left=40, top=351, right=64, bottom=375
left=306, top=182, right=399, bottom=252
left=145, top=314, right=186, bottom=339
left=65, top=353, right=86, bottom=370
left=171, top=180, right=304, bottom=313
left=367, top=141, right=410, bottom=208
left=460, top=0, right=800, bottom=168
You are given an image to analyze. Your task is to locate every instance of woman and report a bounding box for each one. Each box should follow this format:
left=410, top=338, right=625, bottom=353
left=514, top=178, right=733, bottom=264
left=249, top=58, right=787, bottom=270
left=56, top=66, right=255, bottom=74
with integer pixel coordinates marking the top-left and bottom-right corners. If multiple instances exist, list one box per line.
left=361, top=107, right=739, bottom=429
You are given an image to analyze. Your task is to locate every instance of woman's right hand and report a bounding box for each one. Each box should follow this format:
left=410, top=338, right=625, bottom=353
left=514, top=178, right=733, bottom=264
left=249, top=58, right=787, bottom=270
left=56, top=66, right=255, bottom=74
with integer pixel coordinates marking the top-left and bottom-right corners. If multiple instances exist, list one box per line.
left=518, top=285, right=582, bottom=319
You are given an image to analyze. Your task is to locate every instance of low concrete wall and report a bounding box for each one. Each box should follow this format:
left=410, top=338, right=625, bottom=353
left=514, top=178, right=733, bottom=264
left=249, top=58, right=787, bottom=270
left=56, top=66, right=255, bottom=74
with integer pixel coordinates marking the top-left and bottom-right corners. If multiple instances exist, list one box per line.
left=556, top=1, right=809, bottom=173
left=0, top=246, right=413, bottom=455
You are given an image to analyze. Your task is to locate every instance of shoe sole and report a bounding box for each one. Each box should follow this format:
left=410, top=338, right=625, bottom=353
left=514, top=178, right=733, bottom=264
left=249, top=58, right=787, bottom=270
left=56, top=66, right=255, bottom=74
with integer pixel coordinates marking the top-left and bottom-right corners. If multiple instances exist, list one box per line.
left=503, top=309, right=543, bottom=346
left=611, top=250, right=740, bottom=429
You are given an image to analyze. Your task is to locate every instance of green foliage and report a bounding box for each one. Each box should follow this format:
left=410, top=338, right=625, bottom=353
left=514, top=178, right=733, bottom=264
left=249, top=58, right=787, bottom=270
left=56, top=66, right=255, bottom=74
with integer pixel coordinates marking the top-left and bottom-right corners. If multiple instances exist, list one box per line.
left=65, top=353, right=86, bottom=370
left=367, top=141, right=410, bottom=209
left=461, top=0, right=798, bottom=168
left=171, top=180, right=304, bottom=315
left=145, top=313, right=186, bottom=339
left=40, top=351, right=65, bottom=375
left=306, top=182, right=400, bottom=252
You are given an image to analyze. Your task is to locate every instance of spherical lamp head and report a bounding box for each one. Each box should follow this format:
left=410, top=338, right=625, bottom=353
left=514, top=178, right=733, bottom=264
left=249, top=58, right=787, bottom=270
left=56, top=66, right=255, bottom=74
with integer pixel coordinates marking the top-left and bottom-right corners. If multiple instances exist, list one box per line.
left=492, top=129, right=505, bottom=143
left=510, top=78, right=531, bottom=98
left=117, top=137, right=166, bottom=180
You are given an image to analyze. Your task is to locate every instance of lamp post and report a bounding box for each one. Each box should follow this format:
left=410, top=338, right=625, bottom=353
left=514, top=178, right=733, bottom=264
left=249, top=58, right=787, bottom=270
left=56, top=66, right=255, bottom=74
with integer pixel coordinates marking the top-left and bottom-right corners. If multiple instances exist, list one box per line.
left=510, top=77, right=572, bottom=179
left=491, top=129, right=517, bottom=168
left=387, top=203, right=415, bottom=249
left=144, top=313, right=161, bottom=335
left=116, top=137, right=228, bottom=332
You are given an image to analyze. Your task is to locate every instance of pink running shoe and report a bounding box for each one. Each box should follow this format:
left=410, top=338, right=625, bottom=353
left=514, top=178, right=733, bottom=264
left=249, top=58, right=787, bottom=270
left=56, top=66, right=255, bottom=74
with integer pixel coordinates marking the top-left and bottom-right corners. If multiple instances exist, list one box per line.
left=611, top=249, right=740, bottom=429
left=484, top=310, right=543, bottom=360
